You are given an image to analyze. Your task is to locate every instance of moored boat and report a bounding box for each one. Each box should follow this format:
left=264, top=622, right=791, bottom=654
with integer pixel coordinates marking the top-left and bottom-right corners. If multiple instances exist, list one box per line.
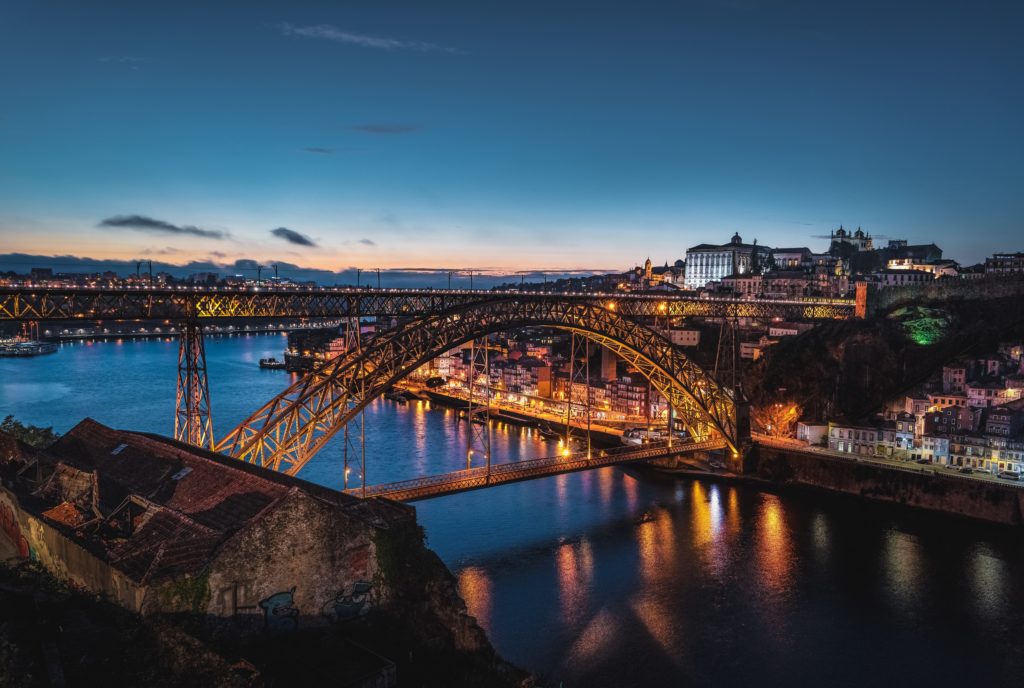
left=0, top=339, right=57, bottom=357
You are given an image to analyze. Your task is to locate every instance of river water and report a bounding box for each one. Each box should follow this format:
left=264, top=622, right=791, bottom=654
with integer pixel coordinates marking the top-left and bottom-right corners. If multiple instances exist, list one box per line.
left=2, top=335, right=1023, bottom=687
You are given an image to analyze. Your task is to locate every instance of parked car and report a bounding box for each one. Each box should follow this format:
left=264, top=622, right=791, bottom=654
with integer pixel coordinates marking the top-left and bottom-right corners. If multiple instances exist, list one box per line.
left=958, top=466, right=973, bottom=474
left=997, top=471, right=1020, bottom=481
left=915, top=458, right=931, bottom=465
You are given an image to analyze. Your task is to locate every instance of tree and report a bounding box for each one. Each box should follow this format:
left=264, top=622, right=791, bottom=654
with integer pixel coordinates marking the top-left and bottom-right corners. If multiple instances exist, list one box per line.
left=0, top=416, right=60, bottom=448
left=751, top=402, right=801, bottom=438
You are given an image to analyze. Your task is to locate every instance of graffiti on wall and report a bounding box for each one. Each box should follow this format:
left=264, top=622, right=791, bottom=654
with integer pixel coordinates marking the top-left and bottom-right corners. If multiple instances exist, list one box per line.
left=0, top=499, right=31, bottom=559
left=322, top=581, right=373, bottom=624
left=259, top=586, right=299, bottom=632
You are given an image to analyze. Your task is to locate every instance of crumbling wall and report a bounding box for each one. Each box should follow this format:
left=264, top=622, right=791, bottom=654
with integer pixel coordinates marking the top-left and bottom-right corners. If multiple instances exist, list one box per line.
left=0, top=487, right=145, bottom=609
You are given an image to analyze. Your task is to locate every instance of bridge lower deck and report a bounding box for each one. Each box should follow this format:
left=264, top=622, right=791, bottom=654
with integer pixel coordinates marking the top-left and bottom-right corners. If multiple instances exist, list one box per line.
left=344, top=438, right=727, bottom=501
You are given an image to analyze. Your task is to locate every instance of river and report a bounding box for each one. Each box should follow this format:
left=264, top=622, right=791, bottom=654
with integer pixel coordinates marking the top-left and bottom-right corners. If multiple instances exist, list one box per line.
left=2, top=335, right=1023, bottom=687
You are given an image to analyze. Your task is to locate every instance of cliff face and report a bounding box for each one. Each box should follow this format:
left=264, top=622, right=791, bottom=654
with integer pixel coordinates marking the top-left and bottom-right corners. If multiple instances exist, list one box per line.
left=744, top=295, right=1024, bottom=421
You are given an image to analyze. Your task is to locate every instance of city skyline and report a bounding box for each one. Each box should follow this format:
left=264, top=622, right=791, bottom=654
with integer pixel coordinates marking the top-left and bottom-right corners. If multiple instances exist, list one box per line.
left=2, top=0, right=1022, bottom=272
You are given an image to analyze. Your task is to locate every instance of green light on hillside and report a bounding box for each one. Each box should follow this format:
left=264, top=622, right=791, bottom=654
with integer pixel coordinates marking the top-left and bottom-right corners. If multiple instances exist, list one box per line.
left=889, top=306, right=950, bottom=346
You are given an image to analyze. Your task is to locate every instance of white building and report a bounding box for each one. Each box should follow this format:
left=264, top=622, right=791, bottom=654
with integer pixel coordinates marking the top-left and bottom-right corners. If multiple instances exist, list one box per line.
left=684, top=233, right=772, bottom=290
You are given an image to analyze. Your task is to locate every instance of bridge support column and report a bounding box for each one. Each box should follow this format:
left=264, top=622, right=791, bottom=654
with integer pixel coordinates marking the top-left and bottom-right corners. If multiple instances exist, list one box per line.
left=175, top=320, right=214, bottom=449
left=727, top=395, right=756, bottom=474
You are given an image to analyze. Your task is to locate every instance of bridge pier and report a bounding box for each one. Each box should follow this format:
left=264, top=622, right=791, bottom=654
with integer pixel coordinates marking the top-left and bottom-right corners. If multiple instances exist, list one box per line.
left=174, top=320, right=214, bottom=449
left=726, top=395, right=756, bottom=474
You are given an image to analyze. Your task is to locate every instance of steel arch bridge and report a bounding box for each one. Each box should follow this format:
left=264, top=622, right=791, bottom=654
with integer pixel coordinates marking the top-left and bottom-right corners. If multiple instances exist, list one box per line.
left=215, top=296, right=746, bottom=476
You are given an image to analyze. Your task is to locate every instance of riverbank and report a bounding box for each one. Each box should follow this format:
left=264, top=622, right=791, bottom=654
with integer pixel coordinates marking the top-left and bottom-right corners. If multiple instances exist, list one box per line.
left=409, top=386, right=624, bottom=446
left=650, top=444, right=1024, bottom=526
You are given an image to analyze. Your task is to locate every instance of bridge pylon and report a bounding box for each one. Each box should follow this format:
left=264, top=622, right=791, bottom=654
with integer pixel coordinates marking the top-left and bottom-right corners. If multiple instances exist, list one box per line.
left=174, top=319, right=214, bottom=449
left=466, top=337, right=491, bottom=479
left=565, top=332, right=592, bottom=458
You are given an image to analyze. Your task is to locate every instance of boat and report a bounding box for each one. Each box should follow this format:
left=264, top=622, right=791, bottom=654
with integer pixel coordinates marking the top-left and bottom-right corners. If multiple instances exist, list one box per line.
left=259, top=357, right=287, bottom=370
left=536, top=423, right=561, bottom=440
left=384, top=390, right=409, bottom=404
left=620, top=427, right=662, bottom=445
left=0, top=339, right=57, bottom=357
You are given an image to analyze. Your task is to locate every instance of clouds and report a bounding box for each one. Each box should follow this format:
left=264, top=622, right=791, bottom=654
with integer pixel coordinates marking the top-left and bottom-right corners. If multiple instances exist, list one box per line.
left=270, top=227, right=317, bottom=247
left=280, top=23, right=462, bottom=54
left=98, top=214, right=227, bottom=239
left=349, top=123, right=422, bottom=135
left=358, top=238, right=376, bottom=246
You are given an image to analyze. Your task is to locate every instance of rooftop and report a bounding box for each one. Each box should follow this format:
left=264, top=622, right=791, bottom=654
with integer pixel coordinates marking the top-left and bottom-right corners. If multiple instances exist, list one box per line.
left=0, top=418, right=377, bottom=586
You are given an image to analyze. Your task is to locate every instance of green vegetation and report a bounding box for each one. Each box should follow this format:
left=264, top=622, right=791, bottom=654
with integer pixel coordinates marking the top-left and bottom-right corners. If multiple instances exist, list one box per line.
left=888, top=306, right=951, bottom=346
left=744, top=295, right=1024, bottom=422
left=0, top=416, right=60, bottom=448
left=373, top=519, right=428, bottom=590
left=156, top=573, right=211, bottom=614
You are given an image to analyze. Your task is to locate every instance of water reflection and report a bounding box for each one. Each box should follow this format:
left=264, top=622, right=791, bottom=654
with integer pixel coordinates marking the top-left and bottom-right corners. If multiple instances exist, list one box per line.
left=968, top=543, right=1008, bottom=620
left=756, top=495, right=794, bottom=595
left=556, top=538, right=594, bottom=628
left=458, top=566, right=493, bottom=629
left=882, top=529, right=922, bottom=609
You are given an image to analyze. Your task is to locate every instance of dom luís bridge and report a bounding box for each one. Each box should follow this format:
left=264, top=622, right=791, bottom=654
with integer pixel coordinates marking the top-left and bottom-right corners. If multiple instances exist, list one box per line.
left=1, top=285, right=858, bottom=498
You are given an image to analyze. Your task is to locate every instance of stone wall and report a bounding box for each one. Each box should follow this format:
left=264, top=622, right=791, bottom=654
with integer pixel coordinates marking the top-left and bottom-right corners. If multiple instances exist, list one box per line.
left=860, top=274, right=1024, bottom=317
left=0, top=486, right=146, bottom=609
left=191, top=489, right=381, bottom=630
left=753, top=446, right=1024, bottom=525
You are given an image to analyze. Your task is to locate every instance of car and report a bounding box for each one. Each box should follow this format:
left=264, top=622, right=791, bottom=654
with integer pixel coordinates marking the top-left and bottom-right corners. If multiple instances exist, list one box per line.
left=997, top=471, right=1020, bottom=481
left=958, top=466, right=974, bottom=474
left=914, top=458, right=931, bottom=465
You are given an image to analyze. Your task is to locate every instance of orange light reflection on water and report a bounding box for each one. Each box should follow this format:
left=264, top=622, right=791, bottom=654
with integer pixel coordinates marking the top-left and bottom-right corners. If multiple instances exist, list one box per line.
left=556, top=538, right=595, bottom=628
left=756, top=495, right=794, bottom=595
left=458, top=566, right=493, bottom=629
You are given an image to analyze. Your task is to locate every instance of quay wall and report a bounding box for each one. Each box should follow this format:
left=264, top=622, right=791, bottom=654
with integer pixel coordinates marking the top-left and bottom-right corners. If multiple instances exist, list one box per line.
left=753, top=446, right=1024, bottom=525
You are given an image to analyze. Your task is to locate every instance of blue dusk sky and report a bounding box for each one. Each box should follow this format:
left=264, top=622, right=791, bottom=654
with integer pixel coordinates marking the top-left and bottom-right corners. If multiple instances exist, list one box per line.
left=0, top=0, right=1020, bottom=281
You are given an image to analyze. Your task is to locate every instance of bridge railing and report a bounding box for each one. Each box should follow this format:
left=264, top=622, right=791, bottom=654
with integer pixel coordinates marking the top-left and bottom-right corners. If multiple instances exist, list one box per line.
left=346, top=437, right=727, bottom=499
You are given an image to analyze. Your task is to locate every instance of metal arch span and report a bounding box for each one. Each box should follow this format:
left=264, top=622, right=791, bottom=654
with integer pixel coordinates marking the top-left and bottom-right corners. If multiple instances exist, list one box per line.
left=216, top=297, right=741, bottom=475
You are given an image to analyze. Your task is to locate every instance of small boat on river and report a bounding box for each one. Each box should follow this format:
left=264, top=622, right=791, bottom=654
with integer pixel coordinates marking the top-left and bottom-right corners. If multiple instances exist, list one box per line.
left=259, top=357, right=287, bottom=370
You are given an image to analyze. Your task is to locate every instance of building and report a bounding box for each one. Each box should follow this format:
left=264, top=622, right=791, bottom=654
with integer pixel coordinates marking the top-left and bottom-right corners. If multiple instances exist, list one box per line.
left=942, top=362, right=969, bottom=393
left=985, top=252, right=1024, bottom=274
left=873, top=268, right=933, bottom=288
left=984, top=406, right=1024, bottom=437
left=720, top=273, right=762, bottom=296
left=796, top=422, right=827, bottom=445
left=768, top=322, right=813, bottom=338
left=884, top=241, right=943, bottom=263
left=770, top=247, right=814, bottom=271
left=966, top=380, right=1019, bottom=408
left=684, top=233, right=772, bottom=290
left=885, top=258, right=959, bottom=278
left=830, top=226, right=874, bottom=252
left=761, top=271, right=812, bottom=298
left=828, top=421, right=889, bottom=456
left=0, top=419, right=421, bottom=629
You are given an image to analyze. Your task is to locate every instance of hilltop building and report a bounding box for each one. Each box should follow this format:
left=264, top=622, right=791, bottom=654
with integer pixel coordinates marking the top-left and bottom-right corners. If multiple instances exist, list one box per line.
left=684, top=233, right=772, bottom=290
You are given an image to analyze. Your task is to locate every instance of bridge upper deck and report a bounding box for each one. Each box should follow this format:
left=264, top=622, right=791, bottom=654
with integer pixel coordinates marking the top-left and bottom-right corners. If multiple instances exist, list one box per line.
left=0, top=285, right=856, bottom=321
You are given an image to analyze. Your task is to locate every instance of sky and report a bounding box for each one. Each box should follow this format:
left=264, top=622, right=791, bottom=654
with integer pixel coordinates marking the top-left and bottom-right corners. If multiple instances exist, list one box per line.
left=0, top=0, right=1021, bottom=284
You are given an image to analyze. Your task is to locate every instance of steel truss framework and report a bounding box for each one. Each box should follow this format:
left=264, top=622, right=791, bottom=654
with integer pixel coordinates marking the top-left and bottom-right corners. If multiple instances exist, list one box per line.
left=0, top=286, right=856, bottom=322
left=175, top=321, right=214, bottom=449
left=216, top=297, right=743, bottom=475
